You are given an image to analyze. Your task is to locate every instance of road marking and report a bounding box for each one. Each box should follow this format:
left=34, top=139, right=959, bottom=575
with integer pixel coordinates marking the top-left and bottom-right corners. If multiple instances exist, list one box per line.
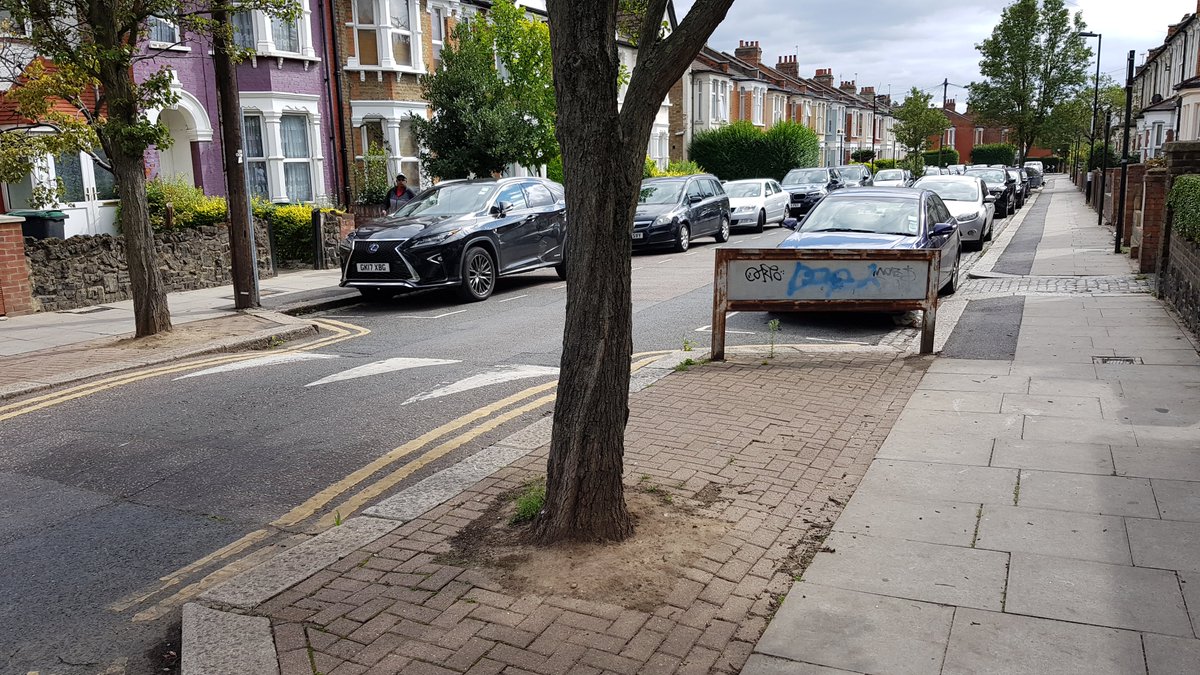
left=694, top=312, right=739, bottom=332
left=552, top=283, right=566, bottom=290
left=498, top=294, right=528, bottom=303
left=657, top=258, right=673, bottom=264
left=804, top=336, right=870, bottom=345
left=174, top=352, right=339, bottom=380
left=631, top=267, right=644, bottom=272
left=393, top=309, right=468, bottom=319
left=402, top=365, right=559, bottom=405
left=305, top=357, right=460, bottom=387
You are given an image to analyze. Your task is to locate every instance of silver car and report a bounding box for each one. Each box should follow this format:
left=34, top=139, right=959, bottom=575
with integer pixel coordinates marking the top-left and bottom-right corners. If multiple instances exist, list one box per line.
left=912, top=175, right=995, bottom=249
left=873, top=168, right=912, bottom=187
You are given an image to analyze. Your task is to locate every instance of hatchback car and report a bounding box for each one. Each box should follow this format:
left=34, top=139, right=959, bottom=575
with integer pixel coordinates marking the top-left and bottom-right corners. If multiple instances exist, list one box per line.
left=340, top=178, right=566, bottom=302
left=913, top=175, right=995, bottom=249
left=1025, top=165, right=1044, bottom=189
left=723, top=178, right=790, bottom=232
left=633, top=175, right=731, bottom=252
left=782, top=167, right=846, bottom=216
left=779, top=188, right=962, bottom=294
left=835, top=164, right=874, bottom=187
left=965, top=167, right=1016, bottom=218
left=873, top=169, right=912, bottom=187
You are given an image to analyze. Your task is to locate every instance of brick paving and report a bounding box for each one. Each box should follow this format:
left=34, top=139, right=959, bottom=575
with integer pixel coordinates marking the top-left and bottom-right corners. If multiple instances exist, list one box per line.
left=260, top=349, right=928, bottom=675
left=963, top=273, right=1153, bottom=296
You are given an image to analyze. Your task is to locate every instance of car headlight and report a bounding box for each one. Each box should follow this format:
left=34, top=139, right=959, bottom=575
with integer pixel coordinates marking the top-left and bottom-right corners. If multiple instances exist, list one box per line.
left=734, top=206, right=756, bottom=214
left=408, top=228, right=462, bottom=248
left=956, top=213, right=977, bottom=223
left=652, top=214, right=674, bottom=227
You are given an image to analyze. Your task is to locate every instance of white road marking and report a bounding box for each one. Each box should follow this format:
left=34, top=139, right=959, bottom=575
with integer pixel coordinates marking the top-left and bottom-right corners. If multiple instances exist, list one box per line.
left=805, top=336, right=870, bottom=345
left=175, top=353, right=339, bottom=381
left=498, top=294, right=528, bottom=303
left=657, top=258, right=673, bottom=264
left=552, top=283, right=567, bottom=290
left=402, top=365, right=560, bottom=405
left=694, top=311, right=740, bottom=332
left=631, top=266, right=644, bottom=271
left=393, top=310, right=468, bottom=319
left=305, top=357, right=460, bottom=387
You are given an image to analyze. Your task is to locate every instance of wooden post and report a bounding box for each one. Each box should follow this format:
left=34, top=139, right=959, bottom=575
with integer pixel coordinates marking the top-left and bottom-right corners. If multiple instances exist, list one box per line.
left=920, top=250, right=942, bottom=355
left=711, top=249, right=729, bottom=361
left=164, top=203, right=175, bottom=231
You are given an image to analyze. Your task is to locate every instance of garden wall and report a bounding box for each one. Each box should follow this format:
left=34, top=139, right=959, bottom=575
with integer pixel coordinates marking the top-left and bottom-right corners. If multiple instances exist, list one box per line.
left=1159, top=227, right=1200, bottom=337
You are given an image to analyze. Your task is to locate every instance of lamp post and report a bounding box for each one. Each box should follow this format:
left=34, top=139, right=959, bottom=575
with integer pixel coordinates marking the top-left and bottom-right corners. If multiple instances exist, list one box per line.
left=1116, top=50, right=1135, bottom=255
left=1098, top=109, right=1111, bottom=230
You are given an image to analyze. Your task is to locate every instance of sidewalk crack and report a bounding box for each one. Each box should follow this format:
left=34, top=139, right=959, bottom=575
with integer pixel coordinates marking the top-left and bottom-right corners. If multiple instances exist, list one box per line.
left=1012, top=471, right=1022, bottom=506
left=970, top=504, right=984, bottom=548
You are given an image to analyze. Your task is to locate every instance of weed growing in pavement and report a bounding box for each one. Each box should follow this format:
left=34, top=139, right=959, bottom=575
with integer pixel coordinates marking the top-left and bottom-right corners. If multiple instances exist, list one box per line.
left=674, top=358, right=698, bottom=372
left=767, top=319, right=781, bottom=358
left=639, top=474, right=651, bottom=483
left=682, top=338, right=696, bottom=352
left=1135, top=273, right=1147, bottom=280
left=267, top=336, right=285, bottom=349
left=333, top=511, right=343, bottom=526
left=510, top=479, right=546, bottom=524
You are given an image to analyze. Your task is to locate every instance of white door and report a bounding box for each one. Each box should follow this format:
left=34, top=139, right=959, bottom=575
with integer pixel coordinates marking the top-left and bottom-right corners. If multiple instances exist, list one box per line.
left=54, top=152, right=119, bottom=237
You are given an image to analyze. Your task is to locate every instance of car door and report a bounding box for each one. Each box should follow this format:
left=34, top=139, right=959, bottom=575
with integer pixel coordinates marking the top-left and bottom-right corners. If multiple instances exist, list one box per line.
left=490, top=181, right=536, bottom=272
left=684, top=179, right=708, bottom=233
left=697, top=178, right=719, bottom=234
left=521, top=180, right=563, bottom=264
left=706, top=178, right=728, bottom=232
left=925, top=195, right=957, bottom=282
left=767, top=181, right=788, bottom=221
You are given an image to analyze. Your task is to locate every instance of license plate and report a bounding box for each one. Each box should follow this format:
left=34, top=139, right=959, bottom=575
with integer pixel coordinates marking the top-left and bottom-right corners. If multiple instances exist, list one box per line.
left=632, top=232, right=644, bottom=240
left=356, top=263, right=390, bottom=272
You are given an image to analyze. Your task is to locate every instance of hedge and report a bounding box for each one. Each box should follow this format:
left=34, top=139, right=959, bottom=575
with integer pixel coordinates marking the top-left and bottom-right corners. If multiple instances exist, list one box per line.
left=921, top=147, right=960, bottom=167
left=1168, top=175, right=1200, bottom=243
left=850, top=149, right=876, bottom=163
left=688, top=120, right=819, bottom=181
left=971, top=143, right=1016, bottom=166
left=144, top=177, right=228, bottom=231
left=1087, top=141, right=1120, bottom=171
left=252, top=199, right=339, bottom=264
left=644, top=157, right=705, bottom=178
left=872, top=158, right=897, bottom=171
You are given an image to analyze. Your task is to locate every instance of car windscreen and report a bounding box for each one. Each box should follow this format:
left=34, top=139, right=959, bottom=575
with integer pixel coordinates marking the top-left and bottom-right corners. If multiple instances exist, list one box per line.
left=968, top=170, right=1007, bottom=186
left=783, top=169, right=829, bottom=185
left=639, top=182, right=684, bottom=204
left=838, top=166, right=865, bottom=178
left=394, top=183, right=499, bottom=217
left=915, top=180, right=979, bottom=202
left=725, top=183, right=763, bottom=198
left=800, top=196, right=920, bottom=236
left=876, top=170, right=904, bottom=181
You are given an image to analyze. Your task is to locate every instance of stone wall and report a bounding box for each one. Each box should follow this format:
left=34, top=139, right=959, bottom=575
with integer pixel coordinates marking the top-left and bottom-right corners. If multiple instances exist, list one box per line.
left=24, top=222, right=273, bottom=312
left=1160, top=227, right=1200, bottom=337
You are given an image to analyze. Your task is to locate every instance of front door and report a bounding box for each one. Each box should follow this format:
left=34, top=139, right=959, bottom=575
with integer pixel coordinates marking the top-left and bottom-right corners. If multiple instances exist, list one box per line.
left=54, top=152, right=119, bottom=237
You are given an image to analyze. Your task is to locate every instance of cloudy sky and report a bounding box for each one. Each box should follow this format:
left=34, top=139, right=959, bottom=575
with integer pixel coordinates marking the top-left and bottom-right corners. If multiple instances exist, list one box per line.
left=675, top=0, right=1190, bottom=107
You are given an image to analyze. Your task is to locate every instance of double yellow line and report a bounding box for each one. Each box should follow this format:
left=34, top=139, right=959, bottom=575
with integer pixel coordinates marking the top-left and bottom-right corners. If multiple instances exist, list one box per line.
left=0, top=318, right=369, bottom=423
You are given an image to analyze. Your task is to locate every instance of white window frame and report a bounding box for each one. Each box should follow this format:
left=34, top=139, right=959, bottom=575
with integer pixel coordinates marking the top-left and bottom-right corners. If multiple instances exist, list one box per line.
left=772, top=95, right=784, bottom=125
left=975, top=127, right=984, bottom=145
left=429, top=5, right=447, bottom=69
left=242, top=114, right=271, bottom=200
left=351, top=100, right=428, bottom=189
left=242, top=1, right=317, bottom=62
left=279, top=113, right=315, bottom=201
left=240, top=92, right=326, bottom=203
left=752, top=87, right=764, bottom=125
left=147, top=16, right=189, bottom=52
left=346, top=0, right=424, bottom=73
left=717, top=80, right=729, bottom=123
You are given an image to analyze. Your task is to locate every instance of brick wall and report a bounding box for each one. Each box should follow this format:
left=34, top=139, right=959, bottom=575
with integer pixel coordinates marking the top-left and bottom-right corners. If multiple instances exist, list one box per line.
left=0, top=218, right=35, bottom=316
left=1123, top=164, right=1146, bottom=248
left=668, top=78, right=687, bottom=162
left=1135, top=168, right=1168, bottom=272
left=1160, top=228, right=1200, bottom=337
left=1159, top=141, right=1200, bottom=279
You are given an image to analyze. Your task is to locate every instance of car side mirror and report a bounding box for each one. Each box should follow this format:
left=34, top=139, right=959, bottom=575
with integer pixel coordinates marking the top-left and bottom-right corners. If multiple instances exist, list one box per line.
left=984, top=195, right=996, bottom=203
left=490, top=201, right=511, bottom=216
left=931, top=222, right=956, bottom=237
left=782, top=217, right=799, bottom=231
left=688, top=194, right=703, bottom=204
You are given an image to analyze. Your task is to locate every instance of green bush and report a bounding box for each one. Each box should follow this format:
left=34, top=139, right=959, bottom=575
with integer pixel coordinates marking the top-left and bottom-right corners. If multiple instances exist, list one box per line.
left=644, top=157, right=705, bottom=178
left=873, top=158, right=898, bottom=171
left=1087, top=141, right=1120, bottom=171
left=546, top=154, right=564, bottom=183
left=921, top=147, right=960, bottom=167
left=971, top=143, right=1016, bottom=166
left=253, top=198, right=332, bottom=263
left=351, top=143, right=392, bottom=206
left=688, top=121, right=819, bottom=181
left=850, top=149, right=876, bottom=163
left=144, top=177, right=228, bottom=231
left=1168, top=175, right=1200, bottom=243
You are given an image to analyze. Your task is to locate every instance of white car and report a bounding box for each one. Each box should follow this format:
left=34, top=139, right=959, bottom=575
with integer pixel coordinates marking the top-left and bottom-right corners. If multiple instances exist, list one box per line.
left=912, top=174, right=996, bottom=249
left=1023, top=160, right=1044, bottom=174
left=723, top=179, right=790, bottom=232
left=873, top=168, right=912, bottom=187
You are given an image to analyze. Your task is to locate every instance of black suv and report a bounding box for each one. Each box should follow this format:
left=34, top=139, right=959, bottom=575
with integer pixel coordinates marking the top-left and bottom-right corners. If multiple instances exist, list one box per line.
left=633, top=175, right=731, bottom=252
left=834, top=164, right=874, bottom=187
left=781, top=167, right=846, bottom=216
left=965, top=167, right=1016, bottom=218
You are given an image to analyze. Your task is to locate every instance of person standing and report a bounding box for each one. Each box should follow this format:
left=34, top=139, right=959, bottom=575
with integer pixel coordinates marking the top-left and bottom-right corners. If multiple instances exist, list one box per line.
left=386, top=174, right=417, bottom=212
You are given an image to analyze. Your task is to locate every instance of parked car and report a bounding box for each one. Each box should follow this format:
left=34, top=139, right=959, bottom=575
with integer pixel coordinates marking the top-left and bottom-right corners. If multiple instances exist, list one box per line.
left=948, top=164, right=967, bottom=175
left=873, top=169, right=912, bottom=187
left=1023, top=160, right=1044, bottom=174
left=965, top=166, right=1016, bottom=218
left=781, top=167, right=846, bottom=216
left=723, top=178, right=790, bottom=232
left=923, top=166, right=946, bottom=176
left=913, top=174, right=995, bottom=249
left=835, top=164, right=874, bottom=187
left=1007, top=168, right=1027, bottom=208
left=1013, top=167, right=1031, bottom=201
left=778, top=188, right=962, bottom=295
left=1025, top=165, right=1044, bottom=189
left=633, top=174, right=731, bottom=252
left=339, top=177, right=566, bottom=302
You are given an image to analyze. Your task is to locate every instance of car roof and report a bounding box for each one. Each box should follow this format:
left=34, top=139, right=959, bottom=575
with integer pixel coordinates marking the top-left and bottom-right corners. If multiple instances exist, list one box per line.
left=643, top=174, right=713, bottom=183
left=825, top=187, right=923, bottom=200
left=915, top=174, right=979, bottom=182
left=725, top=178, right=768, bottom=184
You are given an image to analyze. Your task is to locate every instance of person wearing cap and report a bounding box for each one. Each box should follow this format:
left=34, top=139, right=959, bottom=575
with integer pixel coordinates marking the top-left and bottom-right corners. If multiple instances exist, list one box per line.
left=385, top=174, right=417, bottom=212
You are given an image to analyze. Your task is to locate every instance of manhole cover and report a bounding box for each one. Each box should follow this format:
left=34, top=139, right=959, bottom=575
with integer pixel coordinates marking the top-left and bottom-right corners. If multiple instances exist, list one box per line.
left=1093, top=356, right=1143, bottom=365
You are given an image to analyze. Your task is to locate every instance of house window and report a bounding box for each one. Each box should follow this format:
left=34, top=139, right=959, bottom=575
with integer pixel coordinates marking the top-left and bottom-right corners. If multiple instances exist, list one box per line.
left=975, top=127, right=984, bottom=145
left=361, top=119, right=387, bottom=154
left=752, top=89, right=764, bottom=125
left=232, top=12, right=256, bottom=48
left=772, top=96, right=784, bottom=124
left=389, top=0, right=414, bottom=66
left=280, top=114, right=314, bottom=201
left=349, top=0, right=417, bottom=68
left=243, top=115, right=270, bottom=199
left=1155, top=123, right=1164, bottom=146
left=148, top=16, right=179, bottom=44
left=271, top=15, right=301, bottom=52
left=431, top=7, right=446, bottom=69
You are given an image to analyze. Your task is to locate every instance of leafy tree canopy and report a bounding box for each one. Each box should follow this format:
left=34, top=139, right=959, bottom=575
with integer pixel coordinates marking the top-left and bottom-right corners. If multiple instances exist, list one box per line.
left=892, top=88, right=949, bottom=160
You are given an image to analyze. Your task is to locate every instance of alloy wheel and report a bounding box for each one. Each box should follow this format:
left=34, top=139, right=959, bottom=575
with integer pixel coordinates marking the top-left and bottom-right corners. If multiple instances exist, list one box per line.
left=461, top=248, right=495, bottom=301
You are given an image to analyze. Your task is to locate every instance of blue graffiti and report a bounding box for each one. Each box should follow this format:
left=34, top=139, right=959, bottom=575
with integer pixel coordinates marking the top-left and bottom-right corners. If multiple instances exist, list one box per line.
left=787, top=262, right=882, bottom=298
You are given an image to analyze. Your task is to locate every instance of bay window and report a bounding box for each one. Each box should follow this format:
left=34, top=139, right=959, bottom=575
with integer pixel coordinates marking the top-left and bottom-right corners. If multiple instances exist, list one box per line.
left=233, top=0, right=316, bottom=59
left=271, top=16, right=301, bottom=53
left=431, top=7, right=447, bottom=69
left=752, top=88, right=764, bottom=125
left=233, top=12, right=256, bottom=48
left=280, top=114, right=314, bottom=202
left=242, top=115, right=270, bottom=199
left=348, top=0, right=421, bottom=70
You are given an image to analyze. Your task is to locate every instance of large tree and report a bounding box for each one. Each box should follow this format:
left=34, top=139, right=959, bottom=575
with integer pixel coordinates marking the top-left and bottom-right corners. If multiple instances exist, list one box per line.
left=1039, top=78, right=1125, bottom=158
left=0, top=0, right=292, bottom=335
left=891, top=88, right=949, bottom=173
left=533, top=0, right=733, bottom=543
left=967, top=0, right=1092, bottom=161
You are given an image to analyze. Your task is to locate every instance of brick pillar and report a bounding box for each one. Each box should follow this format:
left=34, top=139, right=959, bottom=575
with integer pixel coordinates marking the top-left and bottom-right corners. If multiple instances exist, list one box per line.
left=1139, top=168, right=1168, bottom=273
left=0, top=215, right=35, bottom=316
left=1123, top=164, right=1146, bottom=248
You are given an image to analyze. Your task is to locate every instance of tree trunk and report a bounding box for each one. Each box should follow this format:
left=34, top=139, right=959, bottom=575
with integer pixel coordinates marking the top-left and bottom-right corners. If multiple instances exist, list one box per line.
left=99, top=61, right=171, bottom=337
left=535, top=1, right=638, bottom=543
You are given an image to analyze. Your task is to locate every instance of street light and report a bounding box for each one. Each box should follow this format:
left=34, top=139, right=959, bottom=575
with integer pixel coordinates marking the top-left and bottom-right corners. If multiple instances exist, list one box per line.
left=1116, top=49, right=1135, bottom=255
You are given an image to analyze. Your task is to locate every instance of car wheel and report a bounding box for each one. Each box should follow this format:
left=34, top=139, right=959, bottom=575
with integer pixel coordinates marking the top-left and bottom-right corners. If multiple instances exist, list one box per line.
left=674, top=223, right=691, bottom=252
left=714, top=216, right=731, bottom=243
left=554, top=263, right=567, bottom=281
left=941, top=249, right=961, bottom=296
left=358, top=287, right=392, bottom=302
left=755, top=209, right=766, bottom=233
left=457, top=246, right=496, bottom=302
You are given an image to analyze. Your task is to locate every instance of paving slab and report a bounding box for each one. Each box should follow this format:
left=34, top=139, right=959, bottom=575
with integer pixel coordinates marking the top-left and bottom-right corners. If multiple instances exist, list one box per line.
left=941, top=607, right=1146, bottom=675
left=906, top=390, right=1004, bottom=414
left=1180, top=571, right=1200, bottom=635
left=833, top=495, right=978, bottom=547
left=1021, top=415, right=1139, bottom=446
left=1144, top=633, right=1200, bottom=675
left=1126, top=518, right=1200, bottom=573
left=741, top=654, right=860, bottom=674
left=990, top=439, right=1114, bottom=475
left=1006, top=552, right=1193, bottom=636
left=925, top=359, right=1012, bottom=376
left=181, top=603, right=279, bottom=675
left=1113, top=446, right=1200, bottom=482
left=1001, top=393, right=1103, bottom=418
left=888, top=409, right=1024, bottom=439
left=855, top=460, right=1017, bottom=505
left=801, top=532, right=1008, bottom=611
left=874, top=433, right=994, bottom=466
left=755, top=584, right=953, bottom=675
left=1008, top=363, right=1099, bottom=379
left=1016, top=469, right=1158, bottom=518
left=916, top=373, right=1030, bottom=394
left=974, top=504, right=1130, bottom=564
left=1130, top=424, right=1200, bottom=449
left=1152, top=479, right=1200, bottom=522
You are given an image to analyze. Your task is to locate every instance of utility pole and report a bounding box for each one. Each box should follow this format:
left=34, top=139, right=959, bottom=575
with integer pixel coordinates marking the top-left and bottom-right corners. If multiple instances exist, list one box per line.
left=938, top=78, right=949, bottom=168
left=1098, top=109, right=1111, bottom=230
left=1116, top=50, right=1135, bottom=255
left=212, top=9, right=260, bottom=309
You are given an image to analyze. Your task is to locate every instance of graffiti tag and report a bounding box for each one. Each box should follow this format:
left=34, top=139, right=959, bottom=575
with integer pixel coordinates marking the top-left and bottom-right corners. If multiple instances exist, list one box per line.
left=744, top=264, right=785, bottom=283
left=787, top=262, right=883, bottom=298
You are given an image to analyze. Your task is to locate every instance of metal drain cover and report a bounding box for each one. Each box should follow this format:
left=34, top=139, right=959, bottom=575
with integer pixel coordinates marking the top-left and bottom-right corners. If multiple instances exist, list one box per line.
left=1093, top=356, right=1143, bottom=365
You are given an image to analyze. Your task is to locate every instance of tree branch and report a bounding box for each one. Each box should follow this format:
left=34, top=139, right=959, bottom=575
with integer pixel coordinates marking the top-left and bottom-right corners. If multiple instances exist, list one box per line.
left=635, top=0, right=668, bottom=62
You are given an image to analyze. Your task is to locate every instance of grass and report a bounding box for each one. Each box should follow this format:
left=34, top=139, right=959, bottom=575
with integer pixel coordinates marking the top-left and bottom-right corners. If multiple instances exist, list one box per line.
left=674, top=358, right=698, bottom=372
left=510, top=480, right=546, bottom=524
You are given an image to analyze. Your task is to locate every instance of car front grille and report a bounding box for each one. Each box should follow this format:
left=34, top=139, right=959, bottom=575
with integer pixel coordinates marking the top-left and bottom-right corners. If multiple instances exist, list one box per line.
left=348, top=240, right=417, bottom=281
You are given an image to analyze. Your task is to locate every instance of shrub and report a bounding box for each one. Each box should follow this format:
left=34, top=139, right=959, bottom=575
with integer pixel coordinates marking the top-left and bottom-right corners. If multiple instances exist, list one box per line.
left=351, top=143, right=392, bottom=206
left=688, top=120, right=818, bottom=181
left=1087, top=141, right=1119, bottom=171
left=269, top=204, right=316, bottom=262
left=873, top=158, right=898, bottom=171
left=546, top=154, right=564, bottom=183
left=144, top=177, right=228, bottom=231
left=851, top=149, right=876, bottom=163
left=1168, top=175, right=1200, bottom=243
left=971, top=143, right=1017, bottom=166
left=644, top=157, right=705, bottom=178
left=921, top=147, right=960, bottom=167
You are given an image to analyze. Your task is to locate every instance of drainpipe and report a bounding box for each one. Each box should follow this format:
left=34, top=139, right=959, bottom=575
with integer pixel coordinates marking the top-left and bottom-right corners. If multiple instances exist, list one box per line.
left=319, top=0, right=352, bottom=207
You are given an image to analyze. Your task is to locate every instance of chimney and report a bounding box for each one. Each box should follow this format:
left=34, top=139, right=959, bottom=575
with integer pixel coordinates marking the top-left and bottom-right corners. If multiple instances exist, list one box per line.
left=860, top=86, right=875, bottom=97
left=776, top=54, right=799, bottom=78
left=814, top=68, right=833, bottom=86
left=839, top=80, right=857, bottom=94
left=735, top=40, right=762, bottom=66
left=944, top=98, right=957, bottom=112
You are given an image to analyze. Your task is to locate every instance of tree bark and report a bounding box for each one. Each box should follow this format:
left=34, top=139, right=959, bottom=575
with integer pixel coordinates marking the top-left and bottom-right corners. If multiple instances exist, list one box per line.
left=535, top=0, right=733, bottom=544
